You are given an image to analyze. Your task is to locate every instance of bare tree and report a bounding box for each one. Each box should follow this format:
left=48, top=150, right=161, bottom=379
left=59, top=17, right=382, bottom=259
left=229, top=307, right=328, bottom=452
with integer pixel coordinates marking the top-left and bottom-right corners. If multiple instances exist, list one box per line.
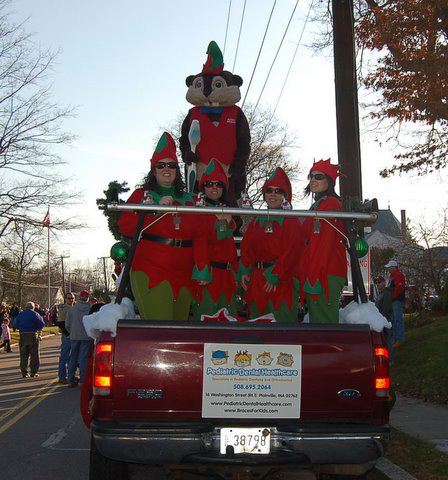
left=244, top=104, right=300, bottom=205
left=2, top=220, right=46, bottom=305
left=0, top=0, right=77, bottom=238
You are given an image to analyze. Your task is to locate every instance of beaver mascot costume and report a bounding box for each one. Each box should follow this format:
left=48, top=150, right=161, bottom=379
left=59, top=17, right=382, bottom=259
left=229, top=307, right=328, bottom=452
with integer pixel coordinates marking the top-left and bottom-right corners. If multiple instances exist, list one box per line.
left=179, top=41, right=251, bottom=209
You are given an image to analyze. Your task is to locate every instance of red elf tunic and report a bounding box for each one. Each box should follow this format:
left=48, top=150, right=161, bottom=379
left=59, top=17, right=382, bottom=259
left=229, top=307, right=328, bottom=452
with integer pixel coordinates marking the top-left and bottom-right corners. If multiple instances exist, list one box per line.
left=117, top=187, right=211, bottom=300
left=301, top=195, right=347, bottom=302
left=240, top=216, right=303, bottom=322
left=193, top=202, right=239, bottom=319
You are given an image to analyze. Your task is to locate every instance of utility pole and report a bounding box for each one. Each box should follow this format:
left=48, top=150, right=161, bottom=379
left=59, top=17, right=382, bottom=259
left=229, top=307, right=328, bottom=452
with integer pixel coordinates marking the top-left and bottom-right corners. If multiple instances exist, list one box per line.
left=98, top=256, right=109, bottom=296
left=332, top=0, right=362, bottom=202
left=60, top=255, right=70, bottom=293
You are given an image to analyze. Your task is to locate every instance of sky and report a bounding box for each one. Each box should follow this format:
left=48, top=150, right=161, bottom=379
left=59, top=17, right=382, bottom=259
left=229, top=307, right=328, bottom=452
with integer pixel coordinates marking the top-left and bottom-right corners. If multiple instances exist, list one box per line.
left=10, top=0, right=448, bottom=266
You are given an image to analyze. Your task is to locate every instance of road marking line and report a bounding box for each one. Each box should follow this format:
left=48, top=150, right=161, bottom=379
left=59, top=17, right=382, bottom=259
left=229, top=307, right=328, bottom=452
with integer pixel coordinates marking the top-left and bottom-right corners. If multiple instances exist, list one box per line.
left=41, top=415, right=77, bottom=449
left=0, top=378, right=59, bottom=423
left=0, top=381, right=60, bottom=434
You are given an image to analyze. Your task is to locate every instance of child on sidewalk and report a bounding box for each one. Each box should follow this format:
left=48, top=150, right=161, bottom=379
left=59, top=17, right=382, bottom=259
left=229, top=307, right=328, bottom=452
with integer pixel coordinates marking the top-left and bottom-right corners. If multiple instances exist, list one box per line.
left=0, top=317, right=11, bottom=352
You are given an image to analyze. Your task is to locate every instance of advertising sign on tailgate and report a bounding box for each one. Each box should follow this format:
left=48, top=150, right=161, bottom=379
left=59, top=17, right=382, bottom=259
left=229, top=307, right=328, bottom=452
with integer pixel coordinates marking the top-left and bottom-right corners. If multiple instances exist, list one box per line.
left=202, top=343, right=302, bottom=419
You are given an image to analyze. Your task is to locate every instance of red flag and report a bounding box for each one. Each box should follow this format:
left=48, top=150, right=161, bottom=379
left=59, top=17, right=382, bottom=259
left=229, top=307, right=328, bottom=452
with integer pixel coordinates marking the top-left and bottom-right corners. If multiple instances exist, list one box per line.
left=43, top=208, right=50, bottom=227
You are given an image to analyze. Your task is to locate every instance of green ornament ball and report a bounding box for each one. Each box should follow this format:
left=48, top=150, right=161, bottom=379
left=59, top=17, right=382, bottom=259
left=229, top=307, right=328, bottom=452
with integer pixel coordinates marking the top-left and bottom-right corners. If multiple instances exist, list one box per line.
left=354, top=236, right=369, bottom=258
left=110, top=241, right=129, bottom=263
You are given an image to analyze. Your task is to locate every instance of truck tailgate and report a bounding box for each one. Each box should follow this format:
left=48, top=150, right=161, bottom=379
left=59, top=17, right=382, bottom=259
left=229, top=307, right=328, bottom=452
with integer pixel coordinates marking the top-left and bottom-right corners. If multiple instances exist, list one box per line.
left=108, top=320, right=383, bottom=422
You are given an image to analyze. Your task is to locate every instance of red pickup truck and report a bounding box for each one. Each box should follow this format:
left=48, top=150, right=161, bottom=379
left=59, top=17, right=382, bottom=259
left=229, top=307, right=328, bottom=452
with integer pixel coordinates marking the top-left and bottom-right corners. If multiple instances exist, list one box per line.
left=88, top=319, right=390, bottom=480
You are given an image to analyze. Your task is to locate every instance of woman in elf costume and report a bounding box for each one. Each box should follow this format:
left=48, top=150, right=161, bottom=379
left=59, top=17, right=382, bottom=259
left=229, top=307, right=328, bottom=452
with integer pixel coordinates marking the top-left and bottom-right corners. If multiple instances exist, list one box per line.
left=239, top=168, right=303, bottom=323
left=302, top=159, right=347, bottom=323
left=117, top=132, right=211, bottom=321
left=192, top=159, right=238, bottom=320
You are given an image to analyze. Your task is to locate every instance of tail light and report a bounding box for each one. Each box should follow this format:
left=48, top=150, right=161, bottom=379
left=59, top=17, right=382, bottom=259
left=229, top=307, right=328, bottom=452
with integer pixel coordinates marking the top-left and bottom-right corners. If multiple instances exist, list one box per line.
left=374, top=346, right=390, bottom=397
left=93, top=342, right=114, bottom=396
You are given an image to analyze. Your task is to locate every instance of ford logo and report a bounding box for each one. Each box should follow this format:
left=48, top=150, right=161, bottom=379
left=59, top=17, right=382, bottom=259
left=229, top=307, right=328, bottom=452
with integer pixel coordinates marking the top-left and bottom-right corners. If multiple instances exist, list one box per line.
left=338, top=389, right=361, bottom=399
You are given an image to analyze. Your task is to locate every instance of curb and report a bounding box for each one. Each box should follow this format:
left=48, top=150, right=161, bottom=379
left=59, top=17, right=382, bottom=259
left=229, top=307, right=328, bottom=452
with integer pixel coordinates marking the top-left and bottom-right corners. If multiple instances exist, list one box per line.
left=375, top=458, right=418, bottom=480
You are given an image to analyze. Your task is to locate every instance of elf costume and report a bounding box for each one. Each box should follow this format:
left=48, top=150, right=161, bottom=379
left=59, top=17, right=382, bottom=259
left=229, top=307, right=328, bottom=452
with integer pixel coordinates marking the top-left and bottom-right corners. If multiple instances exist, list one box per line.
left=239, top=168, right=303, bottom=323
left=302, top=159, right=347, bottom=324
left=192, top=160, right=239, bottom=320
left=117, top=132, right=211, bottom=321
left=180, top=41, right=250, bottom=206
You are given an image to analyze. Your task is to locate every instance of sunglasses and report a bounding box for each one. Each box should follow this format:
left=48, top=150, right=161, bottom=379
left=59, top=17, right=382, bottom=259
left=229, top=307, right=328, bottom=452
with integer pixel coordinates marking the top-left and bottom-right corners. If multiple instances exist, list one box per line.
left=204, top=181, right=224, bottom=188
left=265, top=187, right=284, bottom=194
left=66, top=297, right=74, bottom=300
left=155, top=162, right=177, bottom=170
left=308, top=173, right=326, bottom=180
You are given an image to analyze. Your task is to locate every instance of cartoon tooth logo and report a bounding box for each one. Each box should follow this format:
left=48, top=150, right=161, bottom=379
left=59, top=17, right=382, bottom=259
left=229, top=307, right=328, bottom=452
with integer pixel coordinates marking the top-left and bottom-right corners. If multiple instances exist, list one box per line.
left=211, top=350, right=229, bottom=365
left=277, top=352, right=294, bottom=367
left=234, top=350, right=252, bottom=368
left=256, top=351, right=273, bottom=366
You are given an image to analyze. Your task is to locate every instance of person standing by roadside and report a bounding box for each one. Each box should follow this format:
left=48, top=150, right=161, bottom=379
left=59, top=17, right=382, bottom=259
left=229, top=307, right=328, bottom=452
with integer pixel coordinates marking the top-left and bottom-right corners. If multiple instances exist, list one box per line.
left=0, top=317, right=11, bottom=352
left=55, top=292, right=75, bottom=384
left=65, top=290, right=93, bottom=388
left=385, top=260, right=406, bottom=346
left=9, top=303, right=20, bottom=332
left=374, top=275, right=394, bottom=360
left=14, top=302, right=45, bottom=378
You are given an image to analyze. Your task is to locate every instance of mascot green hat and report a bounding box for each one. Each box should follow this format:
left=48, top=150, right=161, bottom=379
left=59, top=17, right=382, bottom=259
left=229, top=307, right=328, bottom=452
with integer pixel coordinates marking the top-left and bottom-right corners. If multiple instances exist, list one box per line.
left=202, top=41, right=224, bottom=74
left=151, top=132, right=178, bottom=166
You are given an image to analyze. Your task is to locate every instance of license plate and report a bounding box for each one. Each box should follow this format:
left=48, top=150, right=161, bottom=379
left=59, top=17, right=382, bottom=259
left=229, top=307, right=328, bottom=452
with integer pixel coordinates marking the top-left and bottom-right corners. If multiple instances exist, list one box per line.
left=220, top=428, right=271, bottom=454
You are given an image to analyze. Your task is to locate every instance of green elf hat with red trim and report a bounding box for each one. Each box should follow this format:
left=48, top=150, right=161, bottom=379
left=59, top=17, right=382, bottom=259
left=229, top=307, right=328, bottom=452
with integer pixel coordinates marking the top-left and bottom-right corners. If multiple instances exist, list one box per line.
left=262, top=167, right=292, bottom=202
left=202, top=41, right=224, bottom=74
left=309, top=158, right=341, bottom=184
left=150, top=132, right=178, bottom=166
left=199, top=158, right=229, bottom=190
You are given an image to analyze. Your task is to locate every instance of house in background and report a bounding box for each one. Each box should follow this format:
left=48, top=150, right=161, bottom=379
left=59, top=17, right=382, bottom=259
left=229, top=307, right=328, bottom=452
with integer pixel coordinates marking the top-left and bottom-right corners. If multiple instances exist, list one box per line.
left=365, top=208, right=406, bottom=249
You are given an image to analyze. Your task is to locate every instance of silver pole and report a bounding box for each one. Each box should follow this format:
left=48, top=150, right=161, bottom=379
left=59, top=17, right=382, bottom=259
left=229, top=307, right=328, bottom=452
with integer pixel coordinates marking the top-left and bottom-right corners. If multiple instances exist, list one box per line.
left=47, top=223, right=50, bottom=309
left=107, top=203, right=377, bottom=222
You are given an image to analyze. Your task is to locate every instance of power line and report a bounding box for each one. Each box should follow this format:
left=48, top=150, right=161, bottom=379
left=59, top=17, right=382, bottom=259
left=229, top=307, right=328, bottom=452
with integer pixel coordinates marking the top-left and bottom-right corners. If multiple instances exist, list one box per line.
left=273, top=0, right=314, bottom=115
left=252, top=0, right=300, bottom=116
left=232, top=0, right=247, bottom=72
left=223, top=0, right=232, bottom=57
left=242, top=0, right=277, bottom=109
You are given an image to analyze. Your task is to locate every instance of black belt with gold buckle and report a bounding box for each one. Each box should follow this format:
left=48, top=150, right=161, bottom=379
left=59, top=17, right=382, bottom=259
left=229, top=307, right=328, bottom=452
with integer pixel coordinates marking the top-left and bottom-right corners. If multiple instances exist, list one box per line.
left=211, top=261, right=232, bottom=270
left=254, top=261, right=274, bottom=269
left=141, top=233, right=192, bottom=248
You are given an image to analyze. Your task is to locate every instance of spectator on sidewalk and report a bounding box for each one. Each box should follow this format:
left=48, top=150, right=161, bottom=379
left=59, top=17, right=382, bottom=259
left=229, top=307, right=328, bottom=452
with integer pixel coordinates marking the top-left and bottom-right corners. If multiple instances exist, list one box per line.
left=14, top=302, right=45, bottom=378
left=9, top=303, right=19, bottom=332
left=66, top=290, right=93, bottom=388
left=385, top=260, right=406, bottom=346
left=375, top=275, right=393, bottom=361
left=55, top=292, right=76, bottom=384
left=0, top=317, right=11, bottom=352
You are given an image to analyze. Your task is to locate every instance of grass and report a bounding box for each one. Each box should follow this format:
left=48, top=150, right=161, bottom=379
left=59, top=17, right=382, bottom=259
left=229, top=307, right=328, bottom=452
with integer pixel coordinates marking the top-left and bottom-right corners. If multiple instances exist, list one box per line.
left=9, top=325, right=60, bottom=345
left=392, top=315, right=448, bottom=403
left=384, top=427, right=448, bottom=480
left=384, top=314, right=448, bottom=479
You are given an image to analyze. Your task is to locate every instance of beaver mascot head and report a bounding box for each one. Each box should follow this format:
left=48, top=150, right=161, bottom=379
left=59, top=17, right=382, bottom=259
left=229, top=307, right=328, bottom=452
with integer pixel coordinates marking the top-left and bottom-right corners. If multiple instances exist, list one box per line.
left=185, top=41, right=243, bottom=108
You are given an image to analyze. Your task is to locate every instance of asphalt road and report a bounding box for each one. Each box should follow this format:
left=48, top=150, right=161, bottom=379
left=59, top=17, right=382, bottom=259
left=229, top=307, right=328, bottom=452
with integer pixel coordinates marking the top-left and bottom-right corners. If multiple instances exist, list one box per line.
left=0, top=334, right=90, bottom=479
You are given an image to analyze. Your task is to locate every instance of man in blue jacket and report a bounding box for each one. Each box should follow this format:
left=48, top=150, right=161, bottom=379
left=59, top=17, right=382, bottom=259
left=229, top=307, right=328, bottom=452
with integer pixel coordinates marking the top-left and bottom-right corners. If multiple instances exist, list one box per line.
left=14, top=302, right=45, bottom=378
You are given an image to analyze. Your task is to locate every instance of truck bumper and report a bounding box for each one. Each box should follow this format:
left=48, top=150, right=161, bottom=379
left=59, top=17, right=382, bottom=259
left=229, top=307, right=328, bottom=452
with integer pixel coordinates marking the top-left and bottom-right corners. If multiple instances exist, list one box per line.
left=91, top=421, right=389, bottom=466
